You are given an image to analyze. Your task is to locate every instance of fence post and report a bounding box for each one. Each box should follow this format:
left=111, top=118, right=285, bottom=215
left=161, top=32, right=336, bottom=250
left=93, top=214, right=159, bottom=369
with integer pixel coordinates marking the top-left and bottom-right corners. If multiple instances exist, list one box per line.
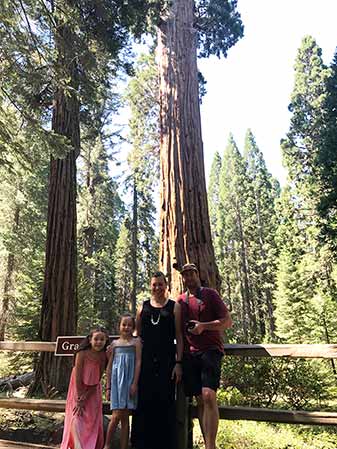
left=176, top=383, right=189, bottom=449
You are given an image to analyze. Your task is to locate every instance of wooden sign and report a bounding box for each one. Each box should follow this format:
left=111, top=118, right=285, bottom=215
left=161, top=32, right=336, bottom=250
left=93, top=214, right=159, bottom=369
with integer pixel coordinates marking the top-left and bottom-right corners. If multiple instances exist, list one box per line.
left=55, top=335, right=117, bottom=356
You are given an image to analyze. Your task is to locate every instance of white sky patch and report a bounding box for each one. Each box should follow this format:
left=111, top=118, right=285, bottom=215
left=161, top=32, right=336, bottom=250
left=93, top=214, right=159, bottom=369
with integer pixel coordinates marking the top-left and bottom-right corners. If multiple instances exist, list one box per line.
left=199, top=0, right=337, bottom=185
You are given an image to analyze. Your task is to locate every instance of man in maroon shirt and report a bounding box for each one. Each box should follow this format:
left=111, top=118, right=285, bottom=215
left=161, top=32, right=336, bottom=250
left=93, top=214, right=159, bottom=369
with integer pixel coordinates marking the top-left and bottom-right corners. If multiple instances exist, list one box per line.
left=177, top=263, right=232, bottom=449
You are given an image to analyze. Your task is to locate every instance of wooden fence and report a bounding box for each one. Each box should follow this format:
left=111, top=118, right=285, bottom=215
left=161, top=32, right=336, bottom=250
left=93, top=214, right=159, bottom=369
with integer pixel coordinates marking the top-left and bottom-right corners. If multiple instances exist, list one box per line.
left=1, top=341, right=337, bottom=449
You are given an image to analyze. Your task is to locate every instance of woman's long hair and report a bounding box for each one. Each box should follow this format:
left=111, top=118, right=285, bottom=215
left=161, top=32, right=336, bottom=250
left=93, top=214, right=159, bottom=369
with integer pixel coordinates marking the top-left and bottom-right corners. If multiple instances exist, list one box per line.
left=73, top=326, right=110, bottom=365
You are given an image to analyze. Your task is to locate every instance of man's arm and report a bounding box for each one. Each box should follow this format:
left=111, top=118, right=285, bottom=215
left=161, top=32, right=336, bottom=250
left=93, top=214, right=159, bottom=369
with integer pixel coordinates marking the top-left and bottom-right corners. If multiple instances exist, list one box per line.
left=189, top=290, right=232, bottom=335
left=189, top=315, right=232, bottom=335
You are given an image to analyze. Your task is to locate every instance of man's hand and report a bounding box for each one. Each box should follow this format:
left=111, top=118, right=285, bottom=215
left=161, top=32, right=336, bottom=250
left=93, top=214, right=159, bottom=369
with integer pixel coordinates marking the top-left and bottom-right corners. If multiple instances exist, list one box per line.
left=188, top=320, right=205, bottom=335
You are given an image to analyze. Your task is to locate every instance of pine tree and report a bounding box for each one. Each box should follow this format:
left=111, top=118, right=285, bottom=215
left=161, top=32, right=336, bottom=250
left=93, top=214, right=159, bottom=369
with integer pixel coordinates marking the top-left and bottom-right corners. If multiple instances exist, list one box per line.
left=282, top=36, right=331, bottom=205
left=77, top=136, right=123, bottom=334
left=274, top=188, right=318, bottom=342
left=244, top=129, right=279, bottom=339
left=124, top=52, right=160, bottom=312
left=316, top=50, right=337, bottom=243
left=275, top=37, right=337, bottom=350
left=217, top=134, right=256, bottom=342
left=113, top=218, right=133, bottom=331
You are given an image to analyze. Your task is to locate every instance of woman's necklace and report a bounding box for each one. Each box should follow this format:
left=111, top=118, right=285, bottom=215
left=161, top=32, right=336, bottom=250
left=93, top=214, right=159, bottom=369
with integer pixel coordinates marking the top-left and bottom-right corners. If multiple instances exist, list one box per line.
left=150, top=297, right=168, bottom=326
left=150, top=312, right=161, bottom=326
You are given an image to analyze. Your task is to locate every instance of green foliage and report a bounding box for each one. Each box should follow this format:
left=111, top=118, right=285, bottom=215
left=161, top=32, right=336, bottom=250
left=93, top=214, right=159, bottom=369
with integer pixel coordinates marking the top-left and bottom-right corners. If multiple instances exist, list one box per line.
left=211, top=132, right=279, bottom=342
left=123, top=52, right=160, bottom=299
left=113, top=218, right=134, bottom=328
left=316, top=50, right=337, bottom=242
left=0, top=0, right=165, bottom=163
left=281, top=36, right=331, bottom=206
left=195, top=0, right=244, bottom=58
left=275, top=37, right=337, bottom=347
left=220, top=357, right=332, bottom=410
left=195, top=420, right=337, bottom=449
left=0, top=144, right=48, bottom=342
left=77, top=136, right=124, bottom=333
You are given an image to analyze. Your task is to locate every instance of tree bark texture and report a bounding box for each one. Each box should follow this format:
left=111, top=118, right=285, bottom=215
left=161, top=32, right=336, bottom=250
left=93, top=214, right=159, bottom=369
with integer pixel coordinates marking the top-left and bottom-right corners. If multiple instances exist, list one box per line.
left=31, top=22, right=80, bottom=394
left=158, top=0, right=220, bottom=297
left=131, top=179, right=138, bottom=315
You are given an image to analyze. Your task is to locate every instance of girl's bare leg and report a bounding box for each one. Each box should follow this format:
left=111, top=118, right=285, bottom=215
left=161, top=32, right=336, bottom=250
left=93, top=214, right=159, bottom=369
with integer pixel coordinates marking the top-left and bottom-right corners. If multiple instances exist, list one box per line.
left=120, top=410, right=130, bottom=449
left=104, top=411, right=121, bottom=449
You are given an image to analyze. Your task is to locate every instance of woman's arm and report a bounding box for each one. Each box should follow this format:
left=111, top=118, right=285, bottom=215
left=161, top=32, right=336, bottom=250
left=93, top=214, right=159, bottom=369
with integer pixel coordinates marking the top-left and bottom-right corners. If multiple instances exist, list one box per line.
left=75, top=351, right=85, bottom=398
left=172, top=302, right=183, bottom=383
left=135, top=305, right=143, bottom=337
left=130, top=338, right=142, bottom=396
left=105, top=344, right=114, bottom=401
left=73, top=351, right=86, bottom=416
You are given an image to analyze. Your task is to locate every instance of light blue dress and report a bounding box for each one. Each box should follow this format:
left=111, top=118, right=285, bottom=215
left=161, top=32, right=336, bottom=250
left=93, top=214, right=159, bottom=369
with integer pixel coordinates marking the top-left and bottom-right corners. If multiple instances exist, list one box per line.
left=110, top=345, right=137, bottom=410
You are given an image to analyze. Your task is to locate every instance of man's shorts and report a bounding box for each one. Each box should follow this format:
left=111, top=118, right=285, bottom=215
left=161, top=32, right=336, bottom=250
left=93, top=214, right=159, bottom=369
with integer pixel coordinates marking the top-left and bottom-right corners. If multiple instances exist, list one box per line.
left=182, top=349, right=223, bottom=397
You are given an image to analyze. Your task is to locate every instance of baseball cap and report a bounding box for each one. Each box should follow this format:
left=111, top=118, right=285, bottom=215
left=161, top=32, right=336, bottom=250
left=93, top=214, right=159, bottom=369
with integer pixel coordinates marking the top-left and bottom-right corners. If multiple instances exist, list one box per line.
left=180, top=263, right=198, bottom=274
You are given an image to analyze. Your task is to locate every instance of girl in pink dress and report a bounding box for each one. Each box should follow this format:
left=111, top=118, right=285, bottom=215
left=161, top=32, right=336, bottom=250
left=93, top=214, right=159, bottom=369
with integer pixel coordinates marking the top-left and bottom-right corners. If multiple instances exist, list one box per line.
left=61, top=327, right=109, bottom=449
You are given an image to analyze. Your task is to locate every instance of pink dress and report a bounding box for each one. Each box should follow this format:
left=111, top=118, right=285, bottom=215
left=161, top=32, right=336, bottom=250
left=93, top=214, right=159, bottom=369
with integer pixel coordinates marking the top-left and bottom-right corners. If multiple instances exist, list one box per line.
left=61, top=350, right=106, bottom=449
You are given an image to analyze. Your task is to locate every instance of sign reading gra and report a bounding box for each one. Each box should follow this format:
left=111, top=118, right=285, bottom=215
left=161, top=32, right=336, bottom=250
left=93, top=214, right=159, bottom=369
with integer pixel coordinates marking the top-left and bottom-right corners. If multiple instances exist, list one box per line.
left=55, top=335, right=117, bottom=356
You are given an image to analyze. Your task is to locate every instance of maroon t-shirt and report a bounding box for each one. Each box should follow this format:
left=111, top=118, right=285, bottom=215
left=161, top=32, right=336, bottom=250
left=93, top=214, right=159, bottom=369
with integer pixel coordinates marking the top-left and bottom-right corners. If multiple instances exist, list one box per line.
left=177, top=287, right=230, bottom=354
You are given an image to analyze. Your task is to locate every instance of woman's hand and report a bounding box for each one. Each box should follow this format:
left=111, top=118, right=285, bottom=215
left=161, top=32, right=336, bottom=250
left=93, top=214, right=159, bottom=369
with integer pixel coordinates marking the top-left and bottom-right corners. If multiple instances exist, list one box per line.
left=106, top=344, right=113, bottom=358
left=73, top=396, right=85, bottom=416
left=130, top=383, right=138, bottom=397
left=171, top=363, right=182, bottom=384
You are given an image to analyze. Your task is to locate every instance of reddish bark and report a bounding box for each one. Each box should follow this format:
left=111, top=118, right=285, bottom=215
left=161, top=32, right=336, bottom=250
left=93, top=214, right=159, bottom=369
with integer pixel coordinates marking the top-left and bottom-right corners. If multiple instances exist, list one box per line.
left=158, top=0, right=220, bottom=297
left=30, top=23, right=80, bottom=394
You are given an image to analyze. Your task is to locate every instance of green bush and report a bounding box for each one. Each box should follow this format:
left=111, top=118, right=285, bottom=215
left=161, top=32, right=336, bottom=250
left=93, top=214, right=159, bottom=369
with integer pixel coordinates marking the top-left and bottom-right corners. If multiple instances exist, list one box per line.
left=220, top=357, right=333, bottom=409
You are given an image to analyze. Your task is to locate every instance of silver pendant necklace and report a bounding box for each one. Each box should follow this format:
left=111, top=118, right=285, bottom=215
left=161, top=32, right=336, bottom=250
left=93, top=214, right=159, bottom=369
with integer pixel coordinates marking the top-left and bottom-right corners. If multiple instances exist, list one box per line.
left=150, top=312, right=161, bottom=325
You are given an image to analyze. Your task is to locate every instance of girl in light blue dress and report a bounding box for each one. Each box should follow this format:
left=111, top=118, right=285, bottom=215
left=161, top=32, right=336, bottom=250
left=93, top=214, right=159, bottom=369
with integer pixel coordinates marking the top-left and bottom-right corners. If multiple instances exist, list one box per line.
left=104, top=314, right=142, bottom=449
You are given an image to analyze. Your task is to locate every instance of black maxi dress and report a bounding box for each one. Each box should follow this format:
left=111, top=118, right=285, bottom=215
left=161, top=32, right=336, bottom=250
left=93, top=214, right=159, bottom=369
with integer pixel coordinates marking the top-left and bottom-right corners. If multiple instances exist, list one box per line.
left=131, top=299, right=176, bottom=449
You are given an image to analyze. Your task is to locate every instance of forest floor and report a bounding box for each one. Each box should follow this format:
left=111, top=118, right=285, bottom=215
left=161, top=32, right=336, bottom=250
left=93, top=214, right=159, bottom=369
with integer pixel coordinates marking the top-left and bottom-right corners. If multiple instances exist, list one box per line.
left=193, top=420, right=337, bottom=449
left=0, top=410, right=63, bottom=446
left=1, top=410, right=337, bottom=449
left=0, top=410, right=124, bottom=448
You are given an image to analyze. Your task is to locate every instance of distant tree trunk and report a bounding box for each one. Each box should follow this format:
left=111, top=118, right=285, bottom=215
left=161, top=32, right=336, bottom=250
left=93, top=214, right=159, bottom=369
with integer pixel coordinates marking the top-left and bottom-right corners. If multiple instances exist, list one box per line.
left=0, top=205, right=20, bottom=341
left=30, top=23, right=80, bottom=395
left=254, top=189, right=275, bottom=337
left=131, top=179, right=138, bottom=315
left=83, top=148, right=95, bottom=288
left=236, top=203, right=257, bottom=340
left=158, top=0, right=220, bottom=297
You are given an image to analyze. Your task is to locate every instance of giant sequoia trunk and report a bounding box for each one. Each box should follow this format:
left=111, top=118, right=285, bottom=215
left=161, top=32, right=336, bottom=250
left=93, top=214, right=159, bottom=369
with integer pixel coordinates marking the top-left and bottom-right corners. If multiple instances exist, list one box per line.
left=30, top=24, right=79, bottom=395
left=158, top=0, right=220, bottom=296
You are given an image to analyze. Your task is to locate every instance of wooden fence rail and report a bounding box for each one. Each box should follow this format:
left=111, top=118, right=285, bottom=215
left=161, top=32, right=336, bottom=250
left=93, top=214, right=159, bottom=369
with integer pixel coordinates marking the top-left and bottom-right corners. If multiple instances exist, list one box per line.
left=1, top=341, right=337, bottom=449
left=1, top=398, right=337, bottom=426
left=2, top=341, right=337, bottom=358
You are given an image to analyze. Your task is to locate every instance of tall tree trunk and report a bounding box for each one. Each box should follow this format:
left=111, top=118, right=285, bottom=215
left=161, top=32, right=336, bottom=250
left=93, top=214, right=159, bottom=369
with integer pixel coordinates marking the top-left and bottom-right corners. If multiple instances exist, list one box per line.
left=83, top=147, right=95, bottom=287
left=131, top=179, right=138, bottom=315
left=255, top=190, right=275, bottom=337
left=0, top=205, right=20, bottom=341
left=30, top=22, right=80, bottom=395
left=158, top=0, right=220, bottom=296
left=236, top=203, right=256, bottom=339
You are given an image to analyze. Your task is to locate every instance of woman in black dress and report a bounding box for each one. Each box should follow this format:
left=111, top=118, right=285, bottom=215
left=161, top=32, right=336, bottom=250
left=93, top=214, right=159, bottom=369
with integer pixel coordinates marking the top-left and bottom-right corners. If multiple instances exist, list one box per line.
left=132, top=271, right=183, bottom=449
